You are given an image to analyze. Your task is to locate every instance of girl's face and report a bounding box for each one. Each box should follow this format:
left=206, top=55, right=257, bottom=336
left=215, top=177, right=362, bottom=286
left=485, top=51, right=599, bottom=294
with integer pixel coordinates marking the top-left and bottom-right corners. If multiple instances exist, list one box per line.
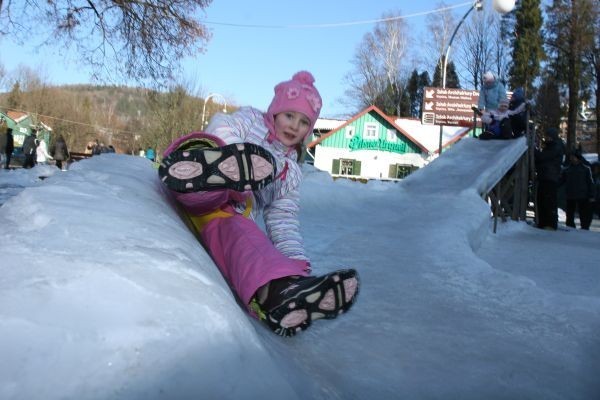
left=274, top=111, right=311, bottom=147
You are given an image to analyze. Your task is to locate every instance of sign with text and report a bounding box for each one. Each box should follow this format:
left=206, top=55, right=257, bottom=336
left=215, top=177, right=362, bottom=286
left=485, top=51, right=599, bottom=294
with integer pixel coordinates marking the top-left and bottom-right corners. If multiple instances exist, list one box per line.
left=422, top=87, right=479, bottom=126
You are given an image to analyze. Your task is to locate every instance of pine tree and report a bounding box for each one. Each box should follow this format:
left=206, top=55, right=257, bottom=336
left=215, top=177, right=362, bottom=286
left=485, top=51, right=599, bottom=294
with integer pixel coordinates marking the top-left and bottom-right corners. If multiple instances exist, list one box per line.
left=534, top=76, right=562, bottom=135
left=418, top=72, right=431, bottom=118
left=545, top=0, right=596, bottom=151
left=432, top=57, right=460, bottom=89
left=407, top=70, right=420, bottom=118
left=445, top=62, right=461, bottom=89
left=406, top=70, right=432, bottom=118
left=509, top=0, right=544, bottom=97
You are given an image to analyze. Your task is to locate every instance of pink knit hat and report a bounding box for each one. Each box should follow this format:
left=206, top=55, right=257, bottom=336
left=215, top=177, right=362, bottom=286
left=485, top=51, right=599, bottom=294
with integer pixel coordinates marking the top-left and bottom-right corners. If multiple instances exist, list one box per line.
left=264, top=71, right=322, bottom=141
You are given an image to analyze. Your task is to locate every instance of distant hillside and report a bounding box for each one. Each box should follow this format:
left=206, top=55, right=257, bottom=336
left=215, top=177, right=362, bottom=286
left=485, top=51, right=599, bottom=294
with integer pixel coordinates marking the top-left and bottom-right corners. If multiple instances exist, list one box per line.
left=0, top=84, right=234, bottom=155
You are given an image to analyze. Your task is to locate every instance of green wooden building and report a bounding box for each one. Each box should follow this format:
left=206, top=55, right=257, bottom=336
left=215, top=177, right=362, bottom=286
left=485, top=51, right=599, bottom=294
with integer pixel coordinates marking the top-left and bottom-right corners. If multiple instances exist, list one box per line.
left=0, top=110, right=52, bottom=148
left=307, top=105, right=470, bottom=181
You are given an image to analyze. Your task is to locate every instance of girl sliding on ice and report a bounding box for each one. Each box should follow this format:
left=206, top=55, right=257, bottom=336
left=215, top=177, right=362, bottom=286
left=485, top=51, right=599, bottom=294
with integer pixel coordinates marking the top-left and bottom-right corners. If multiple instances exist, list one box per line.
left=158, top=71, right=359, bottom=337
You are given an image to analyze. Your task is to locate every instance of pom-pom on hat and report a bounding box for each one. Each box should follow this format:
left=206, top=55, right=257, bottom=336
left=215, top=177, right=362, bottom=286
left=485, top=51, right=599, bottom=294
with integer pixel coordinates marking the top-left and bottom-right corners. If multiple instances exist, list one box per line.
left=264, top=71, right=322, bottom=140
left=483, top=71, right=495, bottom=82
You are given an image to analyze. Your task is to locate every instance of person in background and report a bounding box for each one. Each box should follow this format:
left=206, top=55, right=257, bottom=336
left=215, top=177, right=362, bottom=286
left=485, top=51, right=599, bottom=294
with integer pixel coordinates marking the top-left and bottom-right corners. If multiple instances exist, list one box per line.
left=478, top=94, right=529, bottom=141
left=22, top=132, right=37, bottom=169
left=534, top=127, right=565, bottom=230
left=138, top=148, right=145, bottom=158
left=478, top=99, right=513, bottom=140
left=0, top=126, right=6, bottom=167
left=560, top=150, right=595, bottom=230
left=0, top=126, right=9, bottom=169
left=508, top=87, right=528, bottom=137
left=85, top=141, right=94, bottom=155
left=91, top=139, right=106, bottom=155
left=50, top=134, right=70, bottom=170
left=591, top=162, right=600, bottom=220
left=145, top=146, right=156, bottom=162
left=158, top=71, right=359, bottom=337
left=4, top=128, right=14, bottom=169
left=36, top=138, right=53, bottom=165
left=477, top=71, right=507, bottom=113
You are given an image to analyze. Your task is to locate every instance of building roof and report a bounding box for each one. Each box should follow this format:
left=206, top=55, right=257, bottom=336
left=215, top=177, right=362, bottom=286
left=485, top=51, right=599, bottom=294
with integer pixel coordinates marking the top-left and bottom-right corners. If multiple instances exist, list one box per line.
left=393, top=118, right=471, bottom=154
left=314, top=118, right=346, bottom=132
left=4, top=110, right=29, bottom=123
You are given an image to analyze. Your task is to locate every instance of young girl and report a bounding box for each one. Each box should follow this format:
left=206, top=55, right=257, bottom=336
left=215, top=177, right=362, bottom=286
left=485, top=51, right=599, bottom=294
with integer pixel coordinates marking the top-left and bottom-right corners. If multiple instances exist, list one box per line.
left=158, top=71, right=359, bottom=337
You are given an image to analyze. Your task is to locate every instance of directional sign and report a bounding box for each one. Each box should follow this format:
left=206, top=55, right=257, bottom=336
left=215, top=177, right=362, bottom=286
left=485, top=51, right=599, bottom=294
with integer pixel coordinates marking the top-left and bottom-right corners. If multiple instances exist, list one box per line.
left=421, top=87, right=479, bottom=126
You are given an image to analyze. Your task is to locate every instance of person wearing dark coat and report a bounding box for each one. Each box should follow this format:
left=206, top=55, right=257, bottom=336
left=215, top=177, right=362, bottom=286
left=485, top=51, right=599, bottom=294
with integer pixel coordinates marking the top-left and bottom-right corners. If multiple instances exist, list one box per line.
left=0, top=127, right=8, bottom=168
left=50, top=135, right=70, bottom=170
left=22, top=133, right=37, bottom=169
left=4, top=128, right=14, bottom=169
left=534, top=127, right=565, bottom=230
left=560, top=151, right=595, bottom=230
left=592, top=163, right=600, bottom=220
left=508, top=87, right=528, bottom=137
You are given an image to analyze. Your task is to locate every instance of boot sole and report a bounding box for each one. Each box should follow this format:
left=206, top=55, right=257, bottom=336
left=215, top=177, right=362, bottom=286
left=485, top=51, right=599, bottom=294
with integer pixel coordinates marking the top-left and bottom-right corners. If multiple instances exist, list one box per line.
left=159, top=143, right=276, bottom=193
left=265, top=269, right=360, bottom=337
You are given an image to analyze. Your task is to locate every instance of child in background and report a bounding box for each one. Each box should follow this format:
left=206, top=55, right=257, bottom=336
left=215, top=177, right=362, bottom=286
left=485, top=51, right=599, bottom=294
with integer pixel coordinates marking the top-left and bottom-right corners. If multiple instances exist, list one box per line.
left=36, top=138, right=53, bottom=165
left=479, top=99, right=512, bottom=140
left=158, top=71, right=359, bottom=337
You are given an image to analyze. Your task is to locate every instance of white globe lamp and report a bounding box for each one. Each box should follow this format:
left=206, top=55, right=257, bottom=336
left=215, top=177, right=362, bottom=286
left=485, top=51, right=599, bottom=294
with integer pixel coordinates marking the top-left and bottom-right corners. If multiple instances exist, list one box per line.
left=492, top=0, right=516, bottom=14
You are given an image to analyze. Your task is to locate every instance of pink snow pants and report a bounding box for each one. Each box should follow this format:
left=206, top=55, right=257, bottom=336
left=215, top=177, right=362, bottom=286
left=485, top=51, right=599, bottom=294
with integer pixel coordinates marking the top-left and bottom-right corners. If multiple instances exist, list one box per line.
left=163, top=132, right=309, bottom=311
left=199, top=209, right=309, bottom=307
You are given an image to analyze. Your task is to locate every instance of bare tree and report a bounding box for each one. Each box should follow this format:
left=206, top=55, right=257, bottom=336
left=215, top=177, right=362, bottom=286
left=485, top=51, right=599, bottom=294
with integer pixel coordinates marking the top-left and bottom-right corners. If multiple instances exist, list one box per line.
left=545, top=0, right=597, bottom=151
left=145, top=81, right=206, bottom=154
left=344, top=11, right=412, bottom=116
left=456, top=8, right=503, bottom=90
left=492, top=14, right=513, bottom=86
left=343, top=45, right=385, bottom=112
left=424, top=2, right=456, bottom=82
left=583, top=0, right=599, bottom=155
left=0, top=0, right=212, bottom=86
left=0, top=63, right=7, bottom=91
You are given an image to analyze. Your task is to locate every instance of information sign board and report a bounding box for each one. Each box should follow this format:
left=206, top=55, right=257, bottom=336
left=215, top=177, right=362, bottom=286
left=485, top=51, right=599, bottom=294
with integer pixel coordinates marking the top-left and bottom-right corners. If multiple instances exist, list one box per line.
left=422, top=87, right=479, bottom=126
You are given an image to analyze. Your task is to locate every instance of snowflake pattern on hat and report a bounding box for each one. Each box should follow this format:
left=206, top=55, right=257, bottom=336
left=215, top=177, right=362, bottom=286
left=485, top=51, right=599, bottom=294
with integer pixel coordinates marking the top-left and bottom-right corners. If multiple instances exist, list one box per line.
left=286, top=87, right=300, bottom=99
left=306, top=93, right=322, bottom=113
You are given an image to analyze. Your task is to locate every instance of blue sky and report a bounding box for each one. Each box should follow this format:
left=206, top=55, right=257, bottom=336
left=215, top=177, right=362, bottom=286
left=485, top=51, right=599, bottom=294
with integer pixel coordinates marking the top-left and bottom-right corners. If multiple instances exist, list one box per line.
left=0, top=0, right=477, bottom=118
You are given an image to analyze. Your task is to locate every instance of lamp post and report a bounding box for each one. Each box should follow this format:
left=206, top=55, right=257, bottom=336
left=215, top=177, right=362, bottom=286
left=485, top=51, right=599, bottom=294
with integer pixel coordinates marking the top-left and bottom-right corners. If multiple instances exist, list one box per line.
left=442, top=0, right=515, bottom=89
left=438, top=0, right=515, bottom=154
left=442, top=0, right=483, bottom=89
left=201, top=93, right=228, bottom=129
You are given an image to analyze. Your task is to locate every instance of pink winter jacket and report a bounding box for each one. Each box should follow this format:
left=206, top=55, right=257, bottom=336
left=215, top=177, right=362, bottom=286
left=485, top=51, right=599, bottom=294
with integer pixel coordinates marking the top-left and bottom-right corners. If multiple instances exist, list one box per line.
left=205, top=106, right=309, bottom=263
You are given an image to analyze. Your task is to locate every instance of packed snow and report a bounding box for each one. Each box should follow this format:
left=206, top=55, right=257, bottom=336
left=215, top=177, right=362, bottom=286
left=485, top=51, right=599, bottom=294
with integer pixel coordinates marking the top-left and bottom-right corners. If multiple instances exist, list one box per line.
left=1, top=137, right=599, bottom=399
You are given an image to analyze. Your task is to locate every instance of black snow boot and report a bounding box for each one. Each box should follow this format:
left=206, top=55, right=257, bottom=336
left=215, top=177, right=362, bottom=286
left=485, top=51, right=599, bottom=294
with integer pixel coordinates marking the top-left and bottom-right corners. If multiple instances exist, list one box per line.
left=250, top=269, right=360, bottom=337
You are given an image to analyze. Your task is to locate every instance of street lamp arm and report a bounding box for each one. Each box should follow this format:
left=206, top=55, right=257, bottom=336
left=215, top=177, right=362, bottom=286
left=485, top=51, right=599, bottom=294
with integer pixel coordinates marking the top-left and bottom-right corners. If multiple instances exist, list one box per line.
left=441, top=0, right=515, bottom=89
left=201, top=93, right=228, bottom=128
left=442, top=0, right=482, bottom=89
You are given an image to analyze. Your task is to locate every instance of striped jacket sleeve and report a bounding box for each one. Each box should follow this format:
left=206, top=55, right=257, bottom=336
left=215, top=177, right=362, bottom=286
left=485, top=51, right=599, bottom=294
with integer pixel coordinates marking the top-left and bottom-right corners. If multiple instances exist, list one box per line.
left=205, top=107, right=262, bottom=143
left=263, top=187, right=308, bottom=262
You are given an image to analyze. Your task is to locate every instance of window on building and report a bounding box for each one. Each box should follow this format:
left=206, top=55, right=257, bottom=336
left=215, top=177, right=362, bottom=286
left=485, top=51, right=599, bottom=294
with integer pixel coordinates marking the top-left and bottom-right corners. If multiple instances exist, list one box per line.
left=340, top=159, right=354, bottom=175
left=332, top=159, right=362, bottom=176
left=389, top=164, right=418, bottom=179
left=364, top=123, right=378, bottom=140
left=386, top=128, right=397, bottom=142
left=345, top=125, right=355, bottom=139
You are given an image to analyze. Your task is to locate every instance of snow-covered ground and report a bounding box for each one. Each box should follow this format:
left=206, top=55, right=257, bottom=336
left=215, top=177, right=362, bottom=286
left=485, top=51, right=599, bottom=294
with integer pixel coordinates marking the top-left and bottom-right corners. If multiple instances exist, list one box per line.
left=1, top=137, right=599, bottom=399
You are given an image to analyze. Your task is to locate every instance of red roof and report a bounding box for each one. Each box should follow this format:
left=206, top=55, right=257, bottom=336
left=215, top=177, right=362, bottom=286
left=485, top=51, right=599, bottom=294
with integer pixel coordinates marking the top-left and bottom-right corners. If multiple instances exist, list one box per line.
left=5, top=110, right=29, bottom=123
